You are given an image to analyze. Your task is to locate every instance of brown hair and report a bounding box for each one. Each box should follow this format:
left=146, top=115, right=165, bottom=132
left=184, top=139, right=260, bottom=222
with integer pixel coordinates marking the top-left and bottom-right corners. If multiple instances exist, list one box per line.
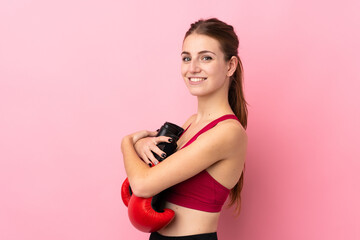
left=184, top=18, right=248, bottom=214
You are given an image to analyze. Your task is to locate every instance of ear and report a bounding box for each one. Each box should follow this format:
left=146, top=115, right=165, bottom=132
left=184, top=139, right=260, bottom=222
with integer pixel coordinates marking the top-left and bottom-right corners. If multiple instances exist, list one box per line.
left=227, top=56, right=238, bottom=77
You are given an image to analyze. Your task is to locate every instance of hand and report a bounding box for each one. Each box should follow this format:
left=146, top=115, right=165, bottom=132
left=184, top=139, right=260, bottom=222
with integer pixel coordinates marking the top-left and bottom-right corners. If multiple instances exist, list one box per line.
left=134, top=135, right=173, bottom=166
left=128, top=130, right=158, bottom=144
left=121, top=130, right=156, bottom=152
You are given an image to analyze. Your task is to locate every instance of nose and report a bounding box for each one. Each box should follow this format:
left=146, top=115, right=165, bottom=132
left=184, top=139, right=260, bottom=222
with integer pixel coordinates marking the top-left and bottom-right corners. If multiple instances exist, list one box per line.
left=189, top=59, right=200, bottom=73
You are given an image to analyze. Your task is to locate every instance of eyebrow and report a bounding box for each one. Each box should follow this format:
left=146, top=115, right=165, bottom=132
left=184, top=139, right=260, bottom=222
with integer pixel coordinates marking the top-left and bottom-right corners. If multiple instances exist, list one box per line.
left=181, top=50, right=216, bottom=56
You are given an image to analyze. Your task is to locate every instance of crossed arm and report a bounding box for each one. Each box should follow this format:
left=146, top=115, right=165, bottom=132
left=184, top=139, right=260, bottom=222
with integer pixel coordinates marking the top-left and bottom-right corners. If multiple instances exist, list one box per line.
left=121, top=121, right=247, bottom=198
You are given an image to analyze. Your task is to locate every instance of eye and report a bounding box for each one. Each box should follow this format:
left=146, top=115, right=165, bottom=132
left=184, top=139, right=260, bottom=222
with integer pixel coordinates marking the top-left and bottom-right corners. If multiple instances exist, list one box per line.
left=182, top=56, right=191, bottom=62
left=202, top=56, right=212, bottom=61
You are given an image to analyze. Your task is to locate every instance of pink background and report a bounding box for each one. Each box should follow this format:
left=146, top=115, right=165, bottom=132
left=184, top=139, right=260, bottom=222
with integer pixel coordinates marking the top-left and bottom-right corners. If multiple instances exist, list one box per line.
left=1, top=0, right=359, bottom=239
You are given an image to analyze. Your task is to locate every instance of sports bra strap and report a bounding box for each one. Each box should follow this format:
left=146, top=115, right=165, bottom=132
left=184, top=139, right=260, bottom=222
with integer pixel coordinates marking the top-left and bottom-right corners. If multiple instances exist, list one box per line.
left=179, top=123, right=191, bottom=138
left=180, top=114, right=239, bottom=150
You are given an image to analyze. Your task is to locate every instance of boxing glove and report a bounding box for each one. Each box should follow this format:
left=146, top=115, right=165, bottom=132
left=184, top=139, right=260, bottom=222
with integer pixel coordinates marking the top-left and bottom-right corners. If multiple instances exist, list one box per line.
left=128, top=194, right=175, bottom=232
left=121, top=178, right=131, bottom=207
left=121, top=122, right=184, bottom=232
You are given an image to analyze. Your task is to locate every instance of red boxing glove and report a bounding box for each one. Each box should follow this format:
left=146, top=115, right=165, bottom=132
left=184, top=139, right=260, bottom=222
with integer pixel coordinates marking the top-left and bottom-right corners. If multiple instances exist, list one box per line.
left=121, top=178, right=132, bottom=207
left=121, top=177, right=175, bottom=232
left=128, top=195, right=175, bottom=233
left=121, top=122, right=183, bottom=232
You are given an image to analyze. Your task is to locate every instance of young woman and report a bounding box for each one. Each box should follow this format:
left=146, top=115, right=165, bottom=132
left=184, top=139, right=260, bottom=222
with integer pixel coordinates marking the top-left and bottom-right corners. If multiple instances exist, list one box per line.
left=121, top=18, right=248, bottom=240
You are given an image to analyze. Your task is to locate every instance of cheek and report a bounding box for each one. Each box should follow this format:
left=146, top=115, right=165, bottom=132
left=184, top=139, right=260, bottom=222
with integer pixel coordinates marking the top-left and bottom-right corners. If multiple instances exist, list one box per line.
left=209, top=64, right=226, bottom=78
left=181, top=64, right=187, bottom=77
left=210, top=66, right=229, bottom=87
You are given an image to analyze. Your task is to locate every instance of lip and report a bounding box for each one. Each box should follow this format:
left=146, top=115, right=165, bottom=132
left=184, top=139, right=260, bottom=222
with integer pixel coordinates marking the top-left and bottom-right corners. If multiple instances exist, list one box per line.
left=188, top=77, right=207, bottom=85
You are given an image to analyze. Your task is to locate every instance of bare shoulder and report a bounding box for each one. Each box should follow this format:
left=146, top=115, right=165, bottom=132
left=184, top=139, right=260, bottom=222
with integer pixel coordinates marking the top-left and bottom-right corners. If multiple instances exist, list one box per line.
left=202, top=118, right=247, bottom=159
left=220, top=118, right=247, bottom=142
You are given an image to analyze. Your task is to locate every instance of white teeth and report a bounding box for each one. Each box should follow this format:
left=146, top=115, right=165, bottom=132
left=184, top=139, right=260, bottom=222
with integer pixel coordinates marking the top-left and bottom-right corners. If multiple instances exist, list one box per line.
left=189, top=77, right=206, bottom=82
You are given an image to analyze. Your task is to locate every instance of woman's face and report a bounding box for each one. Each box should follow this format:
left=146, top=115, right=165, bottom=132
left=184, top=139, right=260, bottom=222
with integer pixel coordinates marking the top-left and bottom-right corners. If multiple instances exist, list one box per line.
left=181, top=33, right=230, bottom=97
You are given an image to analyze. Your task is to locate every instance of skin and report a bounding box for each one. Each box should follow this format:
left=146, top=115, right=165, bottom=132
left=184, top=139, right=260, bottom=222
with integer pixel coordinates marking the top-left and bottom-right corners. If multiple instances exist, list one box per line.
left=121, top=33, right=247, bottom=236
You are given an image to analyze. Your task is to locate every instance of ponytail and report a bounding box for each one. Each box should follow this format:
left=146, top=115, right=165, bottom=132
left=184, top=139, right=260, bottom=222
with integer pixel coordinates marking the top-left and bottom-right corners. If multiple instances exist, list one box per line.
left=227, top=56, right=248, bottom=214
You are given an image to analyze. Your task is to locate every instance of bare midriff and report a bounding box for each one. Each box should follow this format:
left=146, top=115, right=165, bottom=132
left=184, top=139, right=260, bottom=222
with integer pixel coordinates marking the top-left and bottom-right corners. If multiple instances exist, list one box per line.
left=157, top=201, right=220, bottom=236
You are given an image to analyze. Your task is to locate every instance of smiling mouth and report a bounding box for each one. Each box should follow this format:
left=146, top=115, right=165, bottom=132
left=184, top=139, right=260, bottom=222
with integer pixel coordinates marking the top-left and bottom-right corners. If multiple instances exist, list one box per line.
left=188, top=77, right=207, bottom=82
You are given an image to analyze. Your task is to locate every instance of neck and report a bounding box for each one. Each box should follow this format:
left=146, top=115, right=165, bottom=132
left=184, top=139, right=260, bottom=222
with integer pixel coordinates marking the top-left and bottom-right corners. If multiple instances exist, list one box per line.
left=193, top=88, right=233, bottom=125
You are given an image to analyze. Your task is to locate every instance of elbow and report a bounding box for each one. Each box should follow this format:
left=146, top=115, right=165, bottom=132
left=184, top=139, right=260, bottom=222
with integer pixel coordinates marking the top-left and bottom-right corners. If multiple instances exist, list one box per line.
left=132, top=186, right=152, bottom=198
left=130, top=178, right=154, bottom=198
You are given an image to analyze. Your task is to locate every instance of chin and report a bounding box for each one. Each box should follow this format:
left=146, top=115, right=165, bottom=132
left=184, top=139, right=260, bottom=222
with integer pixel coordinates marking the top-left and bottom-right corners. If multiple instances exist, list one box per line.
left=187, top=89, right=211, bottom=97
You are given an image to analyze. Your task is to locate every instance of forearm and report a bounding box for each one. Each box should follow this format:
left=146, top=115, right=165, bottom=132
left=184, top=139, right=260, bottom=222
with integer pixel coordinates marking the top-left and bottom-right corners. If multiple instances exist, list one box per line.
left=121, top=135, right=150, bottom=196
